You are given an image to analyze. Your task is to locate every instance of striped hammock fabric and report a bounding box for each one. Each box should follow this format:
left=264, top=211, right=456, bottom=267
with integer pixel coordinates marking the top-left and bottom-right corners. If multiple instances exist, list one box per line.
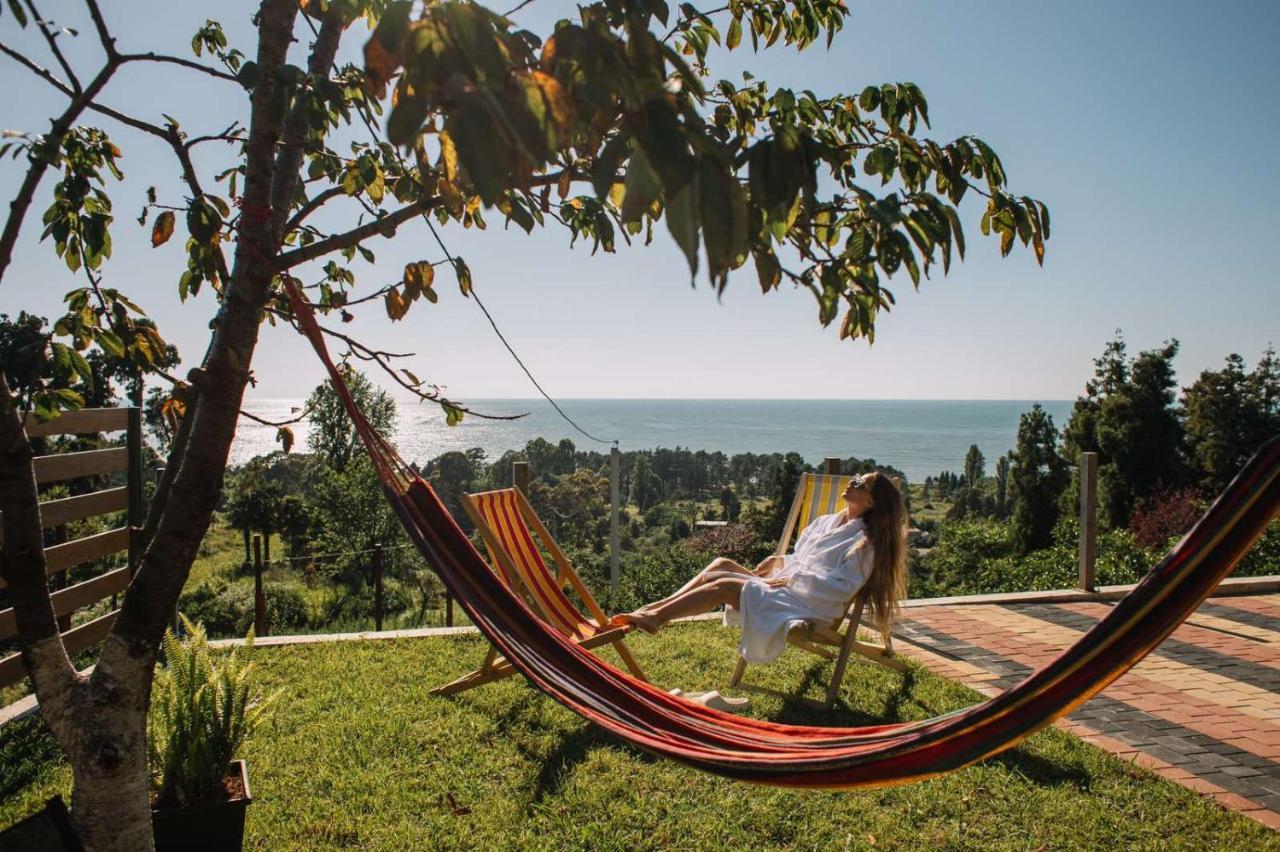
left=282, top=280, right=1280, bottom=788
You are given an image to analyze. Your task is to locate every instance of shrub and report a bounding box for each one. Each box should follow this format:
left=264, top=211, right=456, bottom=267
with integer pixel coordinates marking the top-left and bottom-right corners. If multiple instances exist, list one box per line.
left=1129, top=487, right=1205, bottom=552
left=149, top=617, right=274, bottom=808
left=679, top=522, right=769, bottom=565
left=1232, top=520, right=1280, bottom=578
left=180, top=577, right=311, bottom=637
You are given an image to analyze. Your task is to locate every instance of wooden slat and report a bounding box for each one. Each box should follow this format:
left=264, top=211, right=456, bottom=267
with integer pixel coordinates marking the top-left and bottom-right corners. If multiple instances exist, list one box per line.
left=0, top=526, right=129, bottom=591
left=0, top=611, right=117, bottom=689
left=39, top=487, right=129, bottom=529
left=44, top=527, right=130, bottom=574
left=0, top=567, right=129, bottom=640
left=33, top=447, right=128, bottom=484
left=23, top=407, right=129, bottom=437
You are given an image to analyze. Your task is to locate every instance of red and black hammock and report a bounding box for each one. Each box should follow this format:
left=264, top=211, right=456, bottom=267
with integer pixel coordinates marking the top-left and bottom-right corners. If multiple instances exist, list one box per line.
left=283, top=281, right=1279, bottom=789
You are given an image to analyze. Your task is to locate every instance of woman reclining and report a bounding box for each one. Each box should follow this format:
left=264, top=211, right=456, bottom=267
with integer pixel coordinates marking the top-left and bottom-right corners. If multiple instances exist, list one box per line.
left=612, top=472, right=907, bottom=665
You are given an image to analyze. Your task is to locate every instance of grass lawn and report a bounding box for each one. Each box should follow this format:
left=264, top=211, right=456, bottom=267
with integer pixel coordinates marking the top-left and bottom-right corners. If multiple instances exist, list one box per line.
left=3, top=621, right=1275, bottom=850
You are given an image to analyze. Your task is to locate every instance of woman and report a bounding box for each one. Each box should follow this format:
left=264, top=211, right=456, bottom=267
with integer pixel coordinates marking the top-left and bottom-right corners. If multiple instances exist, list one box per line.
left=612, top=472, right=908, bottom=665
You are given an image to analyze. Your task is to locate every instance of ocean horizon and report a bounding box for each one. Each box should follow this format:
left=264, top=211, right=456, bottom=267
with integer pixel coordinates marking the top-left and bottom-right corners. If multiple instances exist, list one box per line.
left=232, top=398, right=1076, bottom=482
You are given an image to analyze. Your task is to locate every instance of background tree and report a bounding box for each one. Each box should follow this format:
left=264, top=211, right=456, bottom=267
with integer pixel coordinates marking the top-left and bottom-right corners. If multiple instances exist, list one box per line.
left=994, top=454, right=1011, bottom=518
left=1063, top=334, right=1185, bottom=528
left=1009, top=404, right=1069, bottom=554
left=629, top=453, right=662, bottom=511
left=719, top=484, right=742, bottom=522
left=1184, top=348, right=1280, bottom=493
left=964, top=444, right=985, bottom=489
left=0, top=2, right=1048, bottom=847
left=305, top=368, right=398, bottom=472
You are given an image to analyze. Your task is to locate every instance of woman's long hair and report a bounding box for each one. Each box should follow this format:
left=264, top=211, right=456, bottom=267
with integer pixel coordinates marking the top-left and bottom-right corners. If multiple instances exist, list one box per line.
left=854, top=473, right=908, bottom=644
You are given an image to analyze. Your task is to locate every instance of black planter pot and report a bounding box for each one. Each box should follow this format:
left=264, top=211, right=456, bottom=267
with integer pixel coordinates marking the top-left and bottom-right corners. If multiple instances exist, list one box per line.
left=151, top=760, right=252, bottom=852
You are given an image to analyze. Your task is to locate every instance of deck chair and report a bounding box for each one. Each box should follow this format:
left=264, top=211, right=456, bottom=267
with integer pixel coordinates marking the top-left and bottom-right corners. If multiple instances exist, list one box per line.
left=729, top=472, right=906, bottom=707
left=431, top=487, right=646, bottom=695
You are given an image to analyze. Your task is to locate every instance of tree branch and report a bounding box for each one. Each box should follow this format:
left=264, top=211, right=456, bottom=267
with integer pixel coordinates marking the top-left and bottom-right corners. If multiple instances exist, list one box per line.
left=270, top=7, right=345, bottom=240
left=275, top=198, right=439, bottom=269
left=83, top=0, right=115, bottom=58
left=24, top=0, right=80, bottom=91
left=282, top=185, right=345, bottom=234
left=118, top=51, right=239, bottom=84
left=0, top=55, right=120, bottom=286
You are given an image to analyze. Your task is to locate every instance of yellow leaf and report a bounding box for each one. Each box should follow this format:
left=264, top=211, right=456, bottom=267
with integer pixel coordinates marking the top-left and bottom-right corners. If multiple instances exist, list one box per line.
left=384, top=288, right=410, bottom=321
left=151, top=211, right=175, bottom=247
left=608, top=182, right=625, bottom=208
left=403, top=261, right=435, bottom=300
left=439, top=131, right=458, bottom=183
left=531, top=70, right=574, bottom=133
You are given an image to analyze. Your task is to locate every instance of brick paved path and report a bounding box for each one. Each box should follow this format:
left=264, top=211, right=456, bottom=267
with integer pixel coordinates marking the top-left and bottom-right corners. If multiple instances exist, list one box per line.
left=894, top=593, right=1280, bottom=830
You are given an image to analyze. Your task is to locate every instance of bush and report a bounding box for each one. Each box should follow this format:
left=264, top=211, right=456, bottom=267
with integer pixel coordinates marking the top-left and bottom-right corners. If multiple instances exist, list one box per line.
left=1231, top=519, right=1280, bottom=578
left=678, top=522, right=769, bottom=565
left=180, top=576, right=311, bottom=637
left=1129, top=487, right=1205, bottom=552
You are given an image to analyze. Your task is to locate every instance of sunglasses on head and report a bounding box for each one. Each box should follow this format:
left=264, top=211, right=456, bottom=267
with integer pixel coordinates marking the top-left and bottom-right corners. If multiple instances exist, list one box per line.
left=850, top=474, right=871, bottom=491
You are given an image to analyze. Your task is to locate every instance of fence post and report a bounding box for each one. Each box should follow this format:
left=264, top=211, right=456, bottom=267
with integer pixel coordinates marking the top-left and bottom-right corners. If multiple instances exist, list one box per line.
left=253, top=534, right=268, bottom=636
left=446, top=591, right=454, bottom=628
left=154, top=464, right=179, bottom=633
left=513, top=460, right=529, bottom=496
left=610, top=444, right=620, bottom=594
left=373, top=542, right=385, bottom=632
left=1078, top=451, right=1098, bottom=592
left=823, top=457, right=841, bottom=476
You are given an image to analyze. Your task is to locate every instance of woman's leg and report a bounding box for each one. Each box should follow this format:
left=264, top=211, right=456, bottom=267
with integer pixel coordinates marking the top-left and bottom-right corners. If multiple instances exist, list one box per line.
left=639, top=557, right=752, bottom=612
left=615, top=576, right=750, bottom=634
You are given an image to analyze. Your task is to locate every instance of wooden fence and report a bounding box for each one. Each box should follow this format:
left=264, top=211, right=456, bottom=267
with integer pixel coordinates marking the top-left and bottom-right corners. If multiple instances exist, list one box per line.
left=0, top=408, right=143, bottom=691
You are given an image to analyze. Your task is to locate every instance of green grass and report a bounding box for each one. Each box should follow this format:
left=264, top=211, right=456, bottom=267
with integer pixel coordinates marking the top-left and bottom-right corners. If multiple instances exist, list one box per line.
left=3, top=622, right=1275, bottom=850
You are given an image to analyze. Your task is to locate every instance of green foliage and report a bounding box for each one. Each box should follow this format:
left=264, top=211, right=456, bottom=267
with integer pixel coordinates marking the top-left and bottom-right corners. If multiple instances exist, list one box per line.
left=148, top=617, right=274, bottom=808
left=1063, top=334, right=1186, bottom=528
left=963, top=444, right=985, bottom=488
left=361, top=0, right=1047, bottom=338
left=305, top=369, right=397, bottom=472
left=1009, top=404, right=1068, bottom=554
left=1235, top=520, right=1280, bottom=578
left=918, top=517, right=1151, bottom=597
left=181, top=577, right=311, bottom=636
left=1183, top=348, right=1280, bottom=493
left=629, top=454, right=662, bottom=511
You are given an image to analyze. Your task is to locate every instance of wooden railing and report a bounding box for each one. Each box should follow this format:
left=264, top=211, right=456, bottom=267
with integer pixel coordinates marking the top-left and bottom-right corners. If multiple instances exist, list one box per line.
left=0, top=407, right=143, bottom=692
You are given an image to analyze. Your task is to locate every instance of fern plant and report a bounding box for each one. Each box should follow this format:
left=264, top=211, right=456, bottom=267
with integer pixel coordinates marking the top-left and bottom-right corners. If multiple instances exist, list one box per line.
left=148, top=615, right=274, bottom=808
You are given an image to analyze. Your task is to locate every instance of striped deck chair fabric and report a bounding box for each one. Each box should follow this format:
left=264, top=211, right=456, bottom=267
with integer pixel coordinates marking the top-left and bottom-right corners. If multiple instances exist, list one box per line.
left=430, top=487, right=645, bottom=695
left=730, top=472, right=905, bottom=707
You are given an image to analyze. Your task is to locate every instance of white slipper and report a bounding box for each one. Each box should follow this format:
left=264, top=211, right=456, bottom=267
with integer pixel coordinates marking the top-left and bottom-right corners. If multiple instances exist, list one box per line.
left=669, top=688, right=750, bottom=712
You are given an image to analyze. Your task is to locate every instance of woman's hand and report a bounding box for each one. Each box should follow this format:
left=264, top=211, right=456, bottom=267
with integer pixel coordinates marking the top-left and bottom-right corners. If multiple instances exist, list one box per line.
left=754, top=555, right=784, bottom=577
left=764, top=577, right=790, bottom=589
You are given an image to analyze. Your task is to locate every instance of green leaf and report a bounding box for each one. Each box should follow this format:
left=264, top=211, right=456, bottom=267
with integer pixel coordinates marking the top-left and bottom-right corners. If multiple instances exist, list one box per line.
left=446, top=98, right=507, bottom=205
left=442, top=401, right=465, bottom=426
left=5, top=0, right=28, bottom=28
left=620, top=146, right=662, bottom=224
left=726, top=16, right=742, bottom=50
left=665, top=182, right=699, bottom=278
left=455, top=258, right=473, bottom=296
left=386, top=95, right=430, bottom=148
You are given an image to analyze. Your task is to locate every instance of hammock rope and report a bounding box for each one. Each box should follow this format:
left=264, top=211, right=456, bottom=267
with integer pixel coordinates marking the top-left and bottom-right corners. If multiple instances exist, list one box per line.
left=280, top=277, right=1280, bottom=788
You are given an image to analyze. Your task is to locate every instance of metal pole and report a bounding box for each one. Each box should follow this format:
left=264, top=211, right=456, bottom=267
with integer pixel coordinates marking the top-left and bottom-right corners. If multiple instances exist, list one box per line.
left=253, top=535, right=268, bottom=636
left=823, top=457, right=841, bottom=476
left=373, top=542, right=384, bottom=632
left=1078, top=452, right=1098, bottom=592
left=610, top=443, right=620, bottom=594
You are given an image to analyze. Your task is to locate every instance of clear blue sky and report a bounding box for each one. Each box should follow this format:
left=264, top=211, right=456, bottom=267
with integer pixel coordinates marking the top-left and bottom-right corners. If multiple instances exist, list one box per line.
left=1, top=1, right=1277, bottom=402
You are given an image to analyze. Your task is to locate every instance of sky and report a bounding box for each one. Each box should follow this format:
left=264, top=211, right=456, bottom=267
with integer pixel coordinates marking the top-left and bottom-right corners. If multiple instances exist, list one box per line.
left=1, top=1, right=1278, bottom=403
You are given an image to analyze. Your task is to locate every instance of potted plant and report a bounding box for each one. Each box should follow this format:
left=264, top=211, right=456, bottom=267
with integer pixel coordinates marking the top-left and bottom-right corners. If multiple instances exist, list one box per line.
left=148, top=616, right=274, bottom=852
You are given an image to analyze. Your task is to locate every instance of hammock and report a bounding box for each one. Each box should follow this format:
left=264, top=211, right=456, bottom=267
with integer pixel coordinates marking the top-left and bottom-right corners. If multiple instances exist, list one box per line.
left=282, top=280, right=1280, bottom=789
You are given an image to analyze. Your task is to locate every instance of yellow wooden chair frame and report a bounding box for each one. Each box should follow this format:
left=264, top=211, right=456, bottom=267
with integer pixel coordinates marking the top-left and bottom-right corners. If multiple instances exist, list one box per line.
left=729, top=472, right=905, bottom=707
left=430, top=487, right=646, bottom=696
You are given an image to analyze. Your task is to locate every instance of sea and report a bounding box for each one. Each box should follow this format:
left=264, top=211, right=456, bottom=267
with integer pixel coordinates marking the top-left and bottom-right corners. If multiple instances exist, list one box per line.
left=232, top=399, right=1075, bottom=482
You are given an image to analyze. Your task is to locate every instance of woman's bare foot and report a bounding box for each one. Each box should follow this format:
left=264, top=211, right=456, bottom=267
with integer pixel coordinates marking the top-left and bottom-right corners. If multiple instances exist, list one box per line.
left=609, top=611, right=664, bottom=634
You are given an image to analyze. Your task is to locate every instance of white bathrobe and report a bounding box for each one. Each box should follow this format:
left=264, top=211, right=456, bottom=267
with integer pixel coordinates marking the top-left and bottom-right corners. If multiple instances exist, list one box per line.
left=726, top=513, right=872, bottom=664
